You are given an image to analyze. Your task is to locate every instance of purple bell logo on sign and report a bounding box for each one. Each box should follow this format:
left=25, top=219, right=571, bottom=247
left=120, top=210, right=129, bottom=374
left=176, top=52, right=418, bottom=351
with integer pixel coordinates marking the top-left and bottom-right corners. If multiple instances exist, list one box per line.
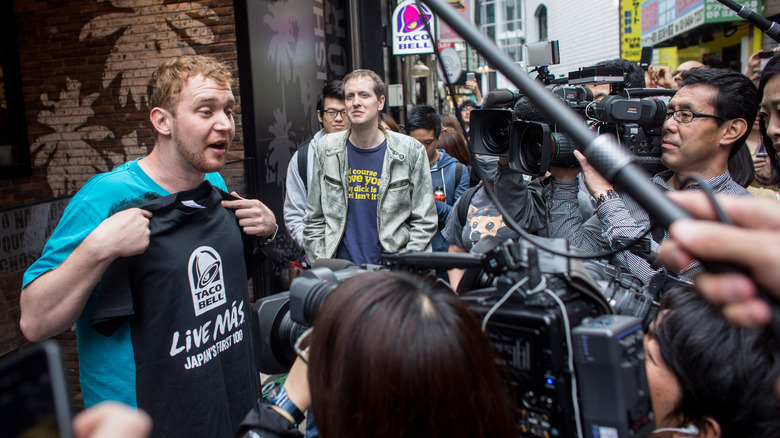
left=392, top=0, right=436, bottom=55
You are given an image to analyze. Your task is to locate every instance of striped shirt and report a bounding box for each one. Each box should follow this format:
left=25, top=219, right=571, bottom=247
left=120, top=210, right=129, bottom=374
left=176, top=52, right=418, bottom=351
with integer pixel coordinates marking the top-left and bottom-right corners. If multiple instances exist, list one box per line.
left=544, top=170, right=751, bottom=284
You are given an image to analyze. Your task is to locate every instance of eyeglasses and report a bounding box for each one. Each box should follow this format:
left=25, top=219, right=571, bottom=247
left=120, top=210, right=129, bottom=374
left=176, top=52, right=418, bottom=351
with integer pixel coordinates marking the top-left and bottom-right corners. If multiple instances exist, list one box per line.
left=322, top=109, right=347, bottom=118
left=293, top=327, right=312, bottom=364
left=665, top=109, right=723, bottom=124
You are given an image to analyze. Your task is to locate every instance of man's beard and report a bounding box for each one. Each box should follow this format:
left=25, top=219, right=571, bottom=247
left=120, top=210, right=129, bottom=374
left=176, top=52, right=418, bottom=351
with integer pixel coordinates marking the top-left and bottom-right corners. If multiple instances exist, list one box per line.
left=174, top=138, right=228, bottom=173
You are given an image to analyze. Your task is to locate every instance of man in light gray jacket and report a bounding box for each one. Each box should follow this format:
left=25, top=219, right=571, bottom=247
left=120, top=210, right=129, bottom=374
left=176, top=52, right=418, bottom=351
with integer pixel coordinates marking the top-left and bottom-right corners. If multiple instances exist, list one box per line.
left=303, top=69, right=437, bottom=265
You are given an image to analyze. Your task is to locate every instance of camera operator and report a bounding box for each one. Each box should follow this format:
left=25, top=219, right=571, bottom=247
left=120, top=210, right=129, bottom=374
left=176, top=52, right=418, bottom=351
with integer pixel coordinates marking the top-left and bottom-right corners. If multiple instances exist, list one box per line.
left=236, top=271, right=517, bottom=438
left=645, top=286, right=780, bottom=437
left=586, top=58, right=648, bottom=101
left=442, top=156, right=545, bottom=290
left=545, top=68, right=758, bottom=285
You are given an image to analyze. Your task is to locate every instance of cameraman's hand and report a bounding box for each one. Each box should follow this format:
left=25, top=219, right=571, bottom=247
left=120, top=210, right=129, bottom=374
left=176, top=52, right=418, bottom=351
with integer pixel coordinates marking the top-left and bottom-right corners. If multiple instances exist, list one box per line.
left=572, top=150, right=613, bottom=198
left=548, top=165, right=580, bottom=183
left=658, top=192, right=780, bottom=327
left=73, top=402, right=152, bottom=438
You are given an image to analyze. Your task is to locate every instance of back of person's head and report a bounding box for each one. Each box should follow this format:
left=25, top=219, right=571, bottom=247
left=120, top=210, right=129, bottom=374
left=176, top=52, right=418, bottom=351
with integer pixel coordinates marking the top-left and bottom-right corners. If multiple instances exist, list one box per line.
left=680, top=68, right=759, bottom=152
left=380, top=112, right=401, bottom=132
left=405, top=104, right=442, bottom=138
left=343, top=69, right=385, bottom=99
left=437, top=127, right=471, bottom=165
left=308, top=271, right=516, bottom=438
left=316, top=80, right=345, bottom=113
left=758, top=54, right=780, bottom=184
left=650, top=287, right=780, bottom=437
left=595, top=58, right=646, bottom=89
left=441, top=113, right=466, bottom=136
left=147, top=55, right=233, bottom=115
left=727, top=143, right=755, bottom=188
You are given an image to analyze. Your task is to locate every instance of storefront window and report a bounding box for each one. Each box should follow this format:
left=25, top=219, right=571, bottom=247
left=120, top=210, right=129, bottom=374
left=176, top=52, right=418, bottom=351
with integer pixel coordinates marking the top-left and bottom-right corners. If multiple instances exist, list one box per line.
left=1, top=1, right=31, bottom=179
left=479, top=0, right=524, bottom=62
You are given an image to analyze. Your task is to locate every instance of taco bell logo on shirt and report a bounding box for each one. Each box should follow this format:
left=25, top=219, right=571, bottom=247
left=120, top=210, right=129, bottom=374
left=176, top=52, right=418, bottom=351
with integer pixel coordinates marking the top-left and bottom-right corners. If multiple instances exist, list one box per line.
left=188, top=246, right=227, bottom=316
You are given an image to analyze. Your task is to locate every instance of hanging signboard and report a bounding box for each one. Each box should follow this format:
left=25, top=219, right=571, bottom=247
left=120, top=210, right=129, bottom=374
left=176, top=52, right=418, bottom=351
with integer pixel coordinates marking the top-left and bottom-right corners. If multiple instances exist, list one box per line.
left=641, top=0, right=762, bottom=46
left=392, top=0, right=437, bottom=55
left=620, top=0, right=643, bottom=61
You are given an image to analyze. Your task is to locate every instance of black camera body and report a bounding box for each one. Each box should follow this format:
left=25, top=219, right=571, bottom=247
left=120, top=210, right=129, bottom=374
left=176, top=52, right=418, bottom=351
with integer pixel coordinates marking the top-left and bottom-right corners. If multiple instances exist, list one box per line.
left=459, top=240, right=653, bottom=438
left=470, top=67, right=671, bottom=177
left=470, top=108, right=514, bottom=156
left=251, top=239, right=656, bottom=437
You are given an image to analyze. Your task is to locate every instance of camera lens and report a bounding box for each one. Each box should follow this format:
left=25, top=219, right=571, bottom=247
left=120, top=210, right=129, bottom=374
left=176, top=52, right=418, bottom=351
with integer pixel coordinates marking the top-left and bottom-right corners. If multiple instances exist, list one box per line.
left=483, top=115, right=512, bottom=154
left=520, top=125, right=545, bottom=173
left=550, top=133, right=579, bottom=167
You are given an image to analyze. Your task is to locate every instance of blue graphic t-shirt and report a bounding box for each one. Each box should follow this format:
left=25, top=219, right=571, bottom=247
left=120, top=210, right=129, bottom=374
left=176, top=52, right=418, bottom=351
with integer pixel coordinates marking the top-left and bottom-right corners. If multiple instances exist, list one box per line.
left=336, top=139, right=386, bottom=265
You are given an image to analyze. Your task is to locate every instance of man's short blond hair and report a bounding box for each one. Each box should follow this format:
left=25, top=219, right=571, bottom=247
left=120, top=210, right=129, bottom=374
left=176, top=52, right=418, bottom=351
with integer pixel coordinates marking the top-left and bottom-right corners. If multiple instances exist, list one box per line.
left=343, top=69, right=386, bottom=99
left=147, top=55, right=233, bottom=115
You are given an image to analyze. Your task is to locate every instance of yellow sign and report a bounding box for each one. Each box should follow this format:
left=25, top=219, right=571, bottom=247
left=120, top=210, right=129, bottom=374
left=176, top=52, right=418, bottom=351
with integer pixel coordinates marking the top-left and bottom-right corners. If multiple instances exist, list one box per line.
left=620, top=0, right=643, bottom=61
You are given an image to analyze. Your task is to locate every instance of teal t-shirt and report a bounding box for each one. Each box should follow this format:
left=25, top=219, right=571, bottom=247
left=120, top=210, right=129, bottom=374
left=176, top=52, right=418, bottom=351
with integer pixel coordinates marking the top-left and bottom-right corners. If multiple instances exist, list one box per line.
left=22, top=158, right=226, bottom=407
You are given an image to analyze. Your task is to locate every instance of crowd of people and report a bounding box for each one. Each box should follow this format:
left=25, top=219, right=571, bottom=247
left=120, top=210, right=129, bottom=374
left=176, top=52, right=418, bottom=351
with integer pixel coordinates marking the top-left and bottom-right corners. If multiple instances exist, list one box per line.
left=14, top=45, right=780, bottom=438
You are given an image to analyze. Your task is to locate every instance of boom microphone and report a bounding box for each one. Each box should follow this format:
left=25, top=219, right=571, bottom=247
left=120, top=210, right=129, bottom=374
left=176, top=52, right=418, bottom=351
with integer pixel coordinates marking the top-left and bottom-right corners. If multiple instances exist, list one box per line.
left=716, top=0, right=780, bottom=42
left=483, top=89, right=522, bottom=108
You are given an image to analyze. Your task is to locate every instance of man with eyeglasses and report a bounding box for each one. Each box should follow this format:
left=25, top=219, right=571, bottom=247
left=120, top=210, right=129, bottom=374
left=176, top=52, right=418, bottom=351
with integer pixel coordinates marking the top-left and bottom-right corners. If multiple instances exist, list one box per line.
left=545, top=68, right=757, bottom=284
left=284, top=80, right=350, bottom=248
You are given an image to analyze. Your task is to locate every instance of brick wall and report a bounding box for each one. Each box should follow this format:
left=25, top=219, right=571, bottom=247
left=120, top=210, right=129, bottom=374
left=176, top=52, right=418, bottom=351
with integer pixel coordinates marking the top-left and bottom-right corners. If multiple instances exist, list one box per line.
left=1, top=0, right=243, bottom=410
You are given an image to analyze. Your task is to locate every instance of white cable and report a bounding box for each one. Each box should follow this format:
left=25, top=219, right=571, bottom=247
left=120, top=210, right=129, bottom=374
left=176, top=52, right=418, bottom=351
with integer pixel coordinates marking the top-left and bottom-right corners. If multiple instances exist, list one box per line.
left=651, top=425, right=700, bottom=436
left=541, top=287, right=584, bottom=438
left=481, top=277, right=528, bottom=333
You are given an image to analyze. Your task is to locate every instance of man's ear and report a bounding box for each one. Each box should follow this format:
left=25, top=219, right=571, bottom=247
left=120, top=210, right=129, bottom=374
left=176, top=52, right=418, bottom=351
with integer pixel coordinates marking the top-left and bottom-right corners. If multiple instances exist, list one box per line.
left=150, top=107, right=172, bottom=136
left=692, top=417, right=721, bottom=438
left=378, top=95, right=386, bottom=112
left=719, top=117, right=749, bottom=148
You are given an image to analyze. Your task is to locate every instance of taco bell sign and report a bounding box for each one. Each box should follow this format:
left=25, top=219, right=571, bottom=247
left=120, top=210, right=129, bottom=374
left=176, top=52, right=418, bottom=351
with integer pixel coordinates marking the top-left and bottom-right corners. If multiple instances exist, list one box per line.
left=392, top=0, right=436, bottom=55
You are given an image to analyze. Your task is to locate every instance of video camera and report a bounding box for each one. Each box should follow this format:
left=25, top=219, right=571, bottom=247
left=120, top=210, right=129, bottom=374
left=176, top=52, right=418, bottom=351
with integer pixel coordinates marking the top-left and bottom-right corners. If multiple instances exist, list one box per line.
left=251, top=239, right=657, bottom=437
left=471, top=66, right=672, bottom=177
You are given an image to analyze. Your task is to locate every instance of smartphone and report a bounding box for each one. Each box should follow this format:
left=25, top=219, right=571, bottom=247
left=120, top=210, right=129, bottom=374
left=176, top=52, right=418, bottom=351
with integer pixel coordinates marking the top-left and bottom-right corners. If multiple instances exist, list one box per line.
left=466, top=72, right=475, bottom=82
left=759, top=50, right=776, bottom=59
left=639, top=47, right=653, bottom=71
left=0, top=341, right=74, bottom=438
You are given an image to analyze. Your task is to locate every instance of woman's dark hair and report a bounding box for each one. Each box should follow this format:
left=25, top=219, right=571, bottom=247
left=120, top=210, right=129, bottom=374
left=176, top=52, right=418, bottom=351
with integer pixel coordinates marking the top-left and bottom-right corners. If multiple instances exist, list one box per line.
left=458, top=100, right=479, bottom=113
left=308, top=271, right=517, bottom=438
left=727, top=143, right=755, bottom=188
left=651, top=287, right=780, bottom=437
left=757, top=54, right=780, bottom=185
left=441, top=113, right=466, bottom=137
left=380, top=112, right=400, bottom=132
left=437, top=127, right=471, bottom=165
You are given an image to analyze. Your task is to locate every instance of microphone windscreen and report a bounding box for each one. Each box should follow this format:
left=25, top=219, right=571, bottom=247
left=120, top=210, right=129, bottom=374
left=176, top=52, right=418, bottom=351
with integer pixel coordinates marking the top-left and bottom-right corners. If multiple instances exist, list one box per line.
left=483, top=89, right=520, bottom=108
left=514, top=96, right=552, bottom=125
